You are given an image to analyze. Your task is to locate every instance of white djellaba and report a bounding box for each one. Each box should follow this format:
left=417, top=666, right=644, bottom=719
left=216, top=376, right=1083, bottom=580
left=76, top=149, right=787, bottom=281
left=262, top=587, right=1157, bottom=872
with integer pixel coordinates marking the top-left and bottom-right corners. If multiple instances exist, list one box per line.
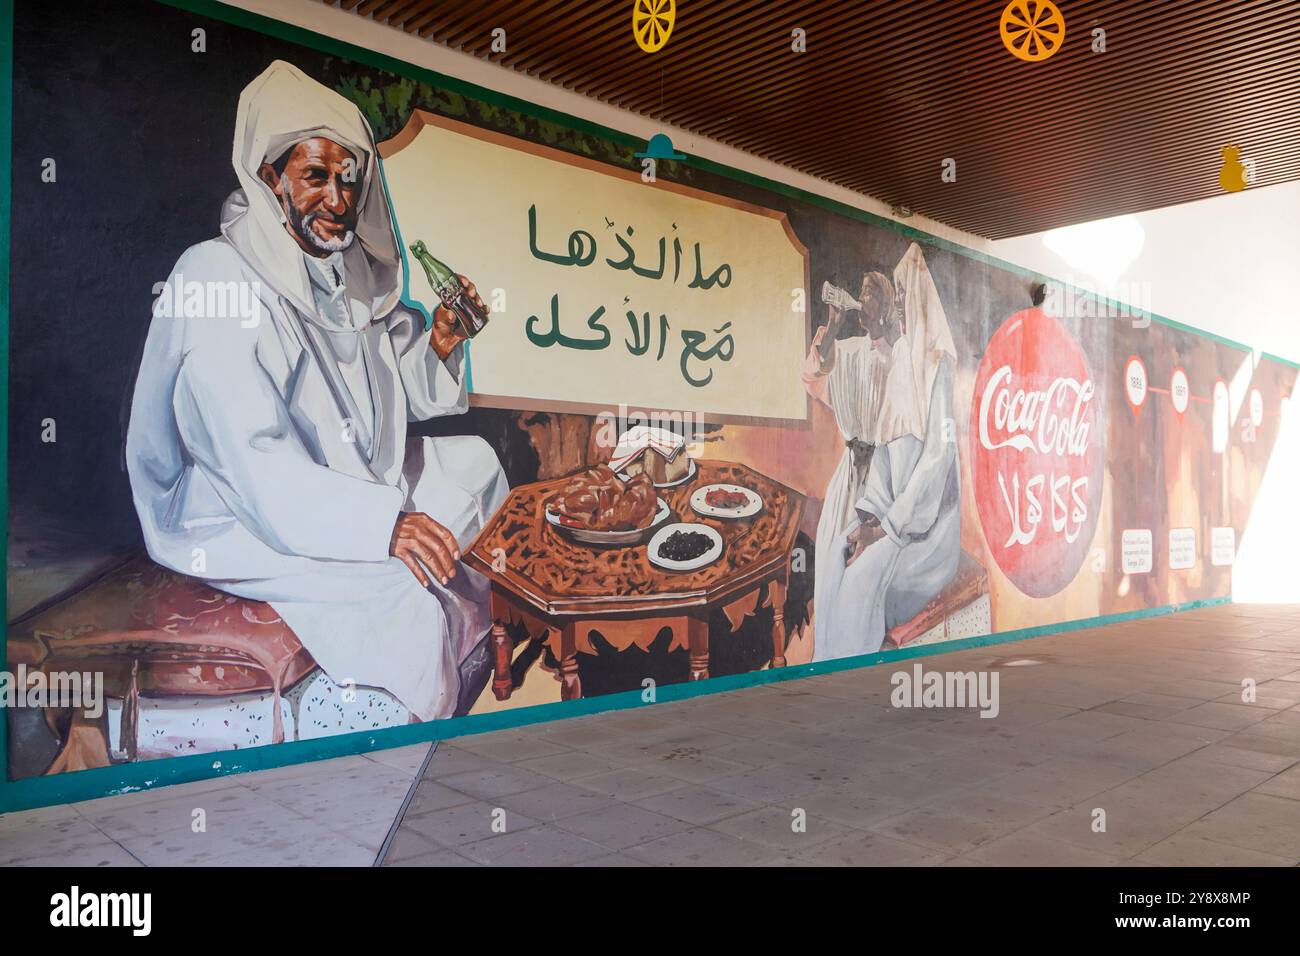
left=812, top=243, right=961, bottom=661
left=126, top=61, right=507, bottom=720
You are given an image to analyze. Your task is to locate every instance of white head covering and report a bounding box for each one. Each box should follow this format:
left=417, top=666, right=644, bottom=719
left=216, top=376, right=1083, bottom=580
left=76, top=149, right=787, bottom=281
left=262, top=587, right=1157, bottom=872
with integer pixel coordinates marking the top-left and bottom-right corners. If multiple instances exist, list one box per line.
left=873, top=242, right=958, bottom=445
left=220, top=60, right=404, bottom=327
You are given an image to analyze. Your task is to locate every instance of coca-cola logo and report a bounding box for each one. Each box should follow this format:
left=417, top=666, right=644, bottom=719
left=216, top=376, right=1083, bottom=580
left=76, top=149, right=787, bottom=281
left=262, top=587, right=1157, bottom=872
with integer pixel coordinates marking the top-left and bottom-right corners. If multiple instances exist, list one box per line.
left=970, top=308, right=1102, bottom=597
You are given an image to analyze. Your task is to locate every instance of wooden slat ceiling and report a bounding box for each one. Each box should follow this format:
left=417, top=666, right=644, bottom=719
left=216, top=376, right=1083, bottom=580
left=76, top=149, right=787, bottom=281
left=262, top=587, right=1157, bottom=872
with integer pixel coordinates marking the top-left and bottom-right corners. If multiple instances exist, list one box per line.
left=320, top=0, right=1300, bottom=239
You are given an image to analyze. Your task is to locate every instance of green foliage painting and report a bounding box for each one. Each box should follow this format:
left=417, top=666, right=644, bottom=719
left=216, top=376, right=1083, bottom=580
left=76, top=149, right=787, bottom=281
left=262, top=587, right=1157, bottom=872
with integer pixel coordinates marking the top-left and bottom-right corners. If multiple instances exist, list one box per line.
left=320, top=59, right=694, bottom=183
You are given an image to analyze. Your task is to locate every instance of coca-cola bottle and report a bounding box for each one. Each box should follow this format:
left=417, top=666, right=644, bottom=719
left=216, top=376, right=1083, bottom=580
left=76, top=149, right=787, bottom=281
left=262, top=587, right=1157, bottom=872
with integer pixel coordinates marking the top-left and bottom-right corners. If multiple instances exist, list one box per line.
left=408, top=240, right=489, bottom=339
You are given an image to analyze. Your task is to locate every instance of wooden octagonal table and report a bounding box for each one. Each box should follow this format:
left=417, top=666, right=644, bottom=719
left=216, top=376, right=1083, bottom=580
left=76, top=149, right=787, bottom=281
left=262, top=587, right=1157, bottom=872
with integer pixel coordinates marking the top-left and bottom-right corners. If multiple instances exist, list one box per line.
left=464, top=459, right=805, bottom=702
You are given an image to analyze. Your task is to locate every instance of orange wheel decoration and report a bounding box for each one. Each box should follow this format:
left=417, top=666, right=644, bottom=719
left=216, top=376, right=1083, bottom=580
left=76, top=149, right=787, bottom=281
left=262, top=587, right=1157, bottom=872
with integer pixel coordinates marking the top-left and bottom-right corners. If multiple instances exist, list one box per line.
left=633, top=0, right=676, bottom=54
left=1000, top=0, right=1066, bottom=62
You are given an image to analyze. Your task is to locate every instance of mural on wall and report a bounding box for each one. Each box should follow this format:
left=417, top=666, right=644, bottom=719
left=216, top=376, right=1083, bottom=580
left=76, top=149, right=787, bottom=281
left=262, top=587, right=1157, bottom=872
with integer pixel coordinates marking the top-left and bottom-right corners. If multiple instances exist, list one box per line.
left=4, top=0, right=1295, bottom=786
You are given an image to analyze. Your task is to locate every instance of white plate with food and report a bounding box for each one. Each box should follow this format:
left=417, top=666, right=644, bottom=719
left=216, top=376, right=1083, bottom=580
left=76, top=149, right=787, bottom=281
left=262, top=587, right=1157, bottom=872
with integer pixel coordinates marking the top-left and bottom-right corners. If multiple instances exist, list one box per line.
left=545, top=465, right=670, bottom=546
left=546, top=497, right=670, bottom=546
left=618, top=456, right=697, bottom=489
left=689, top=483, right=763, bottom=519
left=647, top=522, right=724, bottom=572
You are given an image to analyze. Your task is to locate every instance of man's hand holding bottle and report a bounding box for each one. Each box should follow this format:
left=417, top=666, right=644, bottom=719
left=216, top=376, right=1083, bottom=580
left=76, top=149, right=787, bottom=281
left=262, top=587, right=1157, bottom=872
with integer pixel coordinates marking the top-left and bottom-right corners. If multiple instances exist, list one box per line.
left=430, top=274, right=488, bottom=360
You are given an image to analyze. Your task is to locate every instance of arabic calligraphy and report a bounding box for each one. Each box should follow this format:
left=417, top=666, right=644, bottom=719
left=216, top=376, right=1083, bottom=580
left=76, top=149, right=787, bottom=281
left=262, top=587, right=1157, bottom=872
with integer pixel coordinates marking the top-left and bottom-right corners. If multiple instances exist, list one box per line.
left=528, top=205, right=731, bottom=289
left=679, top=321, right=734, bottom=387
left=524, top=297, right=735, bottom=387
left=524, top=205, right=737, bottom=386
left=525, top=295, right=610, bottom=351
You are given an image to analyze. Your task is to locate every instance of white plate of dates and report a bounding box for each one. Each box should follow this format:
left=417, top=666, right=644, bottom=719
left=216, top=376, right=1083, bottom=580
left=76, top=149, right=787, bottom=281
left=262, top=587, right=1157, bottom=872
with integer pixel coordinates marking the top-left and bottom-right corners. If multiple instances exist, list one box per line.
left=647, top=522, right=724, bottom=572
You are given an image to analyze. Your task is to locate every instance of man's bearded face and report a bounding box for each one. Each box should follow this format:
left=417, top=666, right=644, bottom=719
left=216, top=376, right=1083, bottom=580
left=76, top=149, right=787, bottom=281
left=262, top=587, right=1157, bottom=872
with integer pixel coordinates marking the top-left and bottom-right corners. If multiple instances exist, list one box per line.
left=260, top=138, right=361, bottom=256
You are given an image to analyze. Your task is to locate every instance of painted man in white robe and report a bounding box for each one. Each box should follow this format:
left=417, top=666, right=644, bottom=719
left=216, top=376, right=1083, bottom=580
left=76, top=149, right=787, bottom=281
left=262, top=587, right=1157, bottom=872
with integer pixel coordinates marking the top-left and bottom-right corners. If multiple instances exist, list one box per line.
left=811, top=243, right=961, bottom=660
left=802, top=270, right=893, bottom=622
left=126, top=61, right=508, bottom=721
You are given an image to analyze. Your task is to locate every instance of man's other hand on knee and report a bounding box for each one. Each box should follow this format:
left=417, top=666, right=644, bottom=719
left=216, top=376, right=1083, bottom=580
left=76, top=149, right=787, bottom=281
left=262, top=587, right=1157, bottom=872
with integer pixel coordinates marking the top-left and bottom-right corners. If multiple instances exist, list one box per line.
left=389, top=512, right=461, bottom=587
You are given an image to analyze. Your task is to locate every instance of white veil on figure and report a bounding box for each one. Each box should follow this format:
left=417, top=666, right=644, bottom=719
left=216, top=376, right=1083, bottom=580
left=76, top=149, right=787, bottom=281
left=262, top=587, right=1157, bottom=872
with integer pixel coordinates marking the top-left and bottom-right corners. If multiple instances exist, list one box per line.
left=813, top=243, right=961, bottom=662
left=873, top=242, right=958, bottom=446
left=221, top=60, right=404, bottom=326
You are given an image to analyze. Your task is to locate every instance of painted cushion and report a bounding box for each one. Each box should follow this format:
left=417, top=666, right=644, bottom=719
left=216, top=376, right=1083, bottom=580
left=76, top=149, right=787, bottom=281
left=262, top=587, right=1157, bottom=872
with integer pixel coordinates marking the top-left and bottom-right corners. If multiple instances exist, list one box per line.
left=7, top=554, right=315, bottom=700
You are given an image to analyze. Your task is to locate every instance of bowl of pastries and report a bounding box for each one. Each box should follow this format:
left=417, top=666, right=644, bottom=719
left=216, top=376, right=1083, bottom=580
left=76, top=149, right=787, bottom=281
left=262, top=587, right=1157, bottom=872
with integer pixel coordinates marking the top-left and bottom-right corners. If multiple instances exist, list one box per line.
left=545, top=465, right=671, bottom=546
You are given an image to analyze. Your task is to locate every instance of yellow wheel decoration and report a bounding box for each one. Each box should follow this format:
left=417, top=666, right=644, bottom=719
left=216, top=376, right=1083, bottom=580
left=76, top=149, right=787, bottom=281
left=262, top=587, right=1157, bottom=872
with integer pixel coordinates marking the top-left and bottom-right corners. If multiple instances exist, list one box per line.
left=633, top=0, right=676, bottom=54
left=1000, top=0, right=1066, bottom=63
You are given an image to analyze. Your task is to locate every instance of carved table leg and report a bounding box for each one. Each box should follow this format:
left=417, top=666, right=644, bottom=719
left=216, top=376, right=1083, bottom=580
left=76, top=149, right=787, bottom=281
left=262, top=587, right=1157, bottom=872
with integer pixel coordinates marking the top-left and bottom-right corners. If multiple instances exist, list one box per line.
left=687, top=614, right=710, bottom=681
left=768, top=577, right=789, bottom=668
left=490, top=620, right=514, bottom=701
left=554, top=624, right=582, bottom=701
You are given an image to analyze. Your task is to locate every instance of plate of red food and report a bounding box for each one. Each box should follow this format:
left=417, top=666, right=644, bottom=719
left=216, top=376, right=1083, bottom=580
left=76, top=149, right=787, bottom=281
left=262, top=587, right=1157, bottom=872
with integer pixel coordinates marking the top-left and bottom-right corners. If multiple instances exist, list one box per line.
left=689, top=483, right=762, bottom=519
left=545, top=465, right=671, bottom=546
left=647, top=522, right=724, bottom=572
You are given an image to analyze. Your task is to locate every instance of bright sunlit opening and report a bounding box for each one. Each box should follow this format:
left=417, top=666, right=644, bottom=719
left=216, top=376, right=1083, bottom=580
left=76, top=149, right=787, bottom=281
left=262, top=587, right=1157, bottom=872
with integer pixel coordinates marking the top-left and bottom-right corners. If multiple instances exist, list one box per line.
left=1235, top=395, right=1300, bottom=602
left=1042, top=214, right=1146, bottom=286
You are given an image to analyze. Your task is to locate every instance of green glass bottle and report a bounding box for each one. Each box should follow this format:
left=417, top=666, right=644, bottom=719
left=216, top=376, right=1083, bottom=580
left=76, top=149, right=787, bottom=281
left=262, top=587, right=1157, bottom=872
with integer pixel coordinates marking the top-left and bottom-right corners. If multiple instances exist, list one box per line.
left=408, top=239, right=488, bottom=338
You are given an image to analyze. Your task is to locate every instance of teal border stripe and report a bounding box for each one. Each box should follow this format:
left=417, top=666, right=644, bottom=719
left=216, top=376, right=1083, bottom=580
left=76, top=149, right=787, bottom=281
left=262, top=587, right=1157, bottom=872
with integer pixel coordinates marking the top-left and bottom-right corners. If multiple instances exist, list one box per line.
left=0, top=595, right=1228, bottom=812
left=0, top=0, right=1285, bottom=811
left=1262, top=351, right=1300, bottom=370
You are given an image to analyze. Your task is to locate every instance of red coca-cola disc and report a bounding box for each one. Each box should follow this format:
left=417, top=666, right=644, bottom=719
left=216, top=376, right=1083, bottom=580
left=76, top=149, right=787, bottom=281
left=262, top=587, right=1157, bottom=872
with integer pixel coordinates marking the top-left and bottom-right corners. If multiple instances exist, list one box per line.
left=969, top=308, right=1104, bottom=597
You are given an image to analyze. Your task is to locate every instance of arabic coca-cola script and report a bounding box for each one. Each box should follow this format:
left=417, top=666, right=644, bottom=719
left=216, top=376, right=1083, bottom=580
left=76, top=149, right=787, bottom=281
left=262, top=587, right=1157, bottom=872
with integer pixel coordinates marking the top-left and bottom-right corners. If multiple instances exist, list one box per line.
left=970, top=308, right=1103, bottom=598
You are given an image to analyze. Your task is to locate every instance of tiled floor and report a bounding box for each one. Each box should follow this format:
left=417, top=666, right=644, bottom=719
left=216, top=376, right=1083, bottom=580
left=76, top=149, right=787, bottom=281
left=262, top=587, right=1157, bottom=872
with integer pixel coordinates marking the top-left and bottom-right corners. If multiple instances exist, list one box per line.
left=0, top=743, right=431, bottom=866
left=4, top=603, right=1300, bottom=867
left=383, top=603, right=1300, bottom=866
